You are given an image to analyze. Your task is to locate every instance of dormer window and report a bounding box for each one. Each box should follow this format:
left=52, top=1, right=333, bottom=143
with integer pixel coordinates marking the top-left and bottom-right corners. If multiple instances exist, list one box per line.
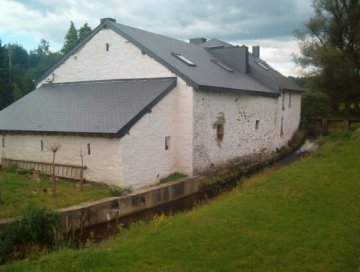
left=171, top=53, right=196, bottom=66
left=255, top=61, right=269, bottom=70
left=211, top=59, right=234, bottom=72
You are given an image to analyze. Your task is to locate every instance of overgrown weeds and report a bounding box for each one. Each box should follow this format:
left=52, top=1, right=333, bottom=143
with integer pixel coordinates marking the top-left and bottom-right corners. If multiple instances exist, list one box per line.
left=108, top=185, right=132, bottom=197
left=158, top=172, right=187, bottom=184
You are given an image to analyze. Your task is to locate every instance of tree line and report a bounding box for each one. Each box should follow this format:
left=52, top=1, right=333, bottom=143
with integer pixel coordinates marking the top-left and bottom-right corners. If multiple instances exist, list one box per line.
left=0, top=22, right=92, bottom=110
left=296, top=0, right=360, bottom=117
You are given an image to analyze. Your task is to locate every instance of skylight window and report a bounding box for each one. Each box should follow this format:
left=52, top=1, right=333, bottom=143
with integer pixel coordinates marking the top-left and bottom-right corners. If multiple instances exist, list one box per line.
left=256, top=61, right=270, bottom=70
left=211, top=59, right=234, bottom=72
left=171, top=53, right=196, bottom=66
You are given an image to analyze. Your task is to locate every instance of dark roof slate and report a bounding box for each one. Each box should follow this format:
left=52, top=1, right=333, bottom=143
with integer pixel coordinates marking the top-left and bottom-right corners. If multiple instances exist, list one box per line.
left=0, top=78, right=176, bottom=137
left=109, top=22, right=278, bottom=97
left=36, top=19, right=302, bottom=97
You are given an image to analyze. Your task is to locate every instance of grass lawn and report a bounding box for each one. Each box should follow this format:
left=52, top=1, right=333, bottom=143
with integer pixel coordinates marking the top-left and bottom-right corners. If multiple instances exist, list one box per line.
left=0, top=172, right=110, bottom=219
left=2, top=132, right=360, bottom=271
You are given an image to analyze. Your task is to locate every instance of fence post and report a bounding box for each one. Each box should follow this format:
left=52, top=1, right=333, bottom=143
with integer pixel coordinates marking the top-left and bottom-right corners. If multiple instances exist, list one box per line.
left=321, top=118, right=328, bottom=135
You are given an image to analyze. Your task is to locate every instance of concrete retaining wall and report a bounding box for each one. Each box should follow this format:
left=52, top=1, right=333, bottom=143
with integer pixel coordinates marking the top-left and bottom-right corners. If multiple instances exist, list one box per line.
left=0, top=176, right=200, bottom=233
left=60, top=176, right=200, bottom=231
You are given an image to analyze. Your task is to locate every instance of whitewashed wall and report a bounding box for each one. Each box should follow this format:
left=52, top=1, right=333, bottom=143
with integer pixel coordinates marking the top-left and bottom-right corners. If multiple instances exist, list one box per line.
left=38, top=28, right=173, bottom=85
left=274, top=91, right=302, bottom=148
left=9, top=26, right=301, bottom=186
left=121, top=83, right=185, bottom=189
left=0, top=135, right=123, bottom=185
left=192, top=89, right=301, bottom=173
left=33, top=28, right=193, bottom=187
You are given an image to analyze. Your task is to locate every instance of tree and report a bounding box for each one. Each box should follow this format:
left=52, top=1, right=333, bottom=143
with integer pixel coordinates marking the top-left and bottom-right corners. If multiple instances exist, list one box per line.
left=46, top=142, right=61, bottom=197
left=61, top=21, right=79, bottom=55
left=295, top=0, right=360, bottom=116
left=0, top=40, right=12, bottom=109
left=78, top=23, right=92, bottom=41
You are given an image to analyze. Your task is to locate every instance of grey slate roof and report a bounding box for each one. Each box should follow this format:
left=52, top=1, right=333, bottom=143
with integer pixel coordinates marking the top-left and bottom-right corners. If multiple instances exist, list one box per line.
left=36, top=19, right=303, bottom=97
left=0, top=78, right=176, bottom=137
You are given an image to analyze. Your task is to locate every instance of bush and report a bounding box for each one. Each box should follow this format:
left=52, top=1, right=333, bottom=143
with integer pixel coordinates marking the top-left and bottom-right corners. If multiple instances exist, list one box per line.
left=108, top=185, right=132, bottom=196
left=0, top=204, right=62, bottom=264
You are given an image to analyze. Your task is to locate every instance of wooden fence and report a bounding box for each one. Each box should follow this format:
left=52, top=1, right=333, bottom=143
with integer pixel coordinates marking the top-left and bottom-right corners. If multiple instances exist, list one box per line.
left=310, top=117, right=360, bottom=135
left=1, top=158, right=86, bottom=180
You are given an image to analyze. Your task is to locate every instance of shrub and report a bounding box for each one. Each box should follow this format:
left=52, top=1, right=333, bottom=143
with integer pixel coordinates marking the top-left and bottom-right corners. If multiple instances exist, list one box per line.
left=0, top=204, right=62, bottom=264
left=108, top=185, right=132, bottom=196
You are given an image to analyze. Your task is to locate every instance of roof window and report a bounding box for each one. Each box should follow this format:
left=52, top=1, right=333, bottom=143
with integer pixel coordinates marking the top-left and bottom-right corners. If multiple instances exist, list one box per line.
left=171, top=53, right=196, bottom=66
left=256, top=61, right=270, bottom=70
left=211, top=59, right=234, bottom=72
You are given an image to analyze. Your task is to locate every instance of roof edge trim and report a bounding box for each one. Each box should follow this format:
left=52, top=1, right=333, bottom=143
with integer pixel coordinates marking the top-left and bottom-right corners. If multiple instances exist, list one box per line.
left=35, top=19, right=114, bottom=85
left=197, top=84, right=280, bottom=98
left=115, top=78, right=177, bottom=138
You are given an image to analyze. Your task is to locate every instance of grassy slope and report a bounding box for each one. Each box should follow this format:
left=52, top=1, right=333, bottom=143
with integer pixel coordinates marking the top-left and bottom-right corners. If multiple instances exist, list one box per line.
left=0, top=173, right=110, bottom=219
left=2, top=133, right=360, bottom=271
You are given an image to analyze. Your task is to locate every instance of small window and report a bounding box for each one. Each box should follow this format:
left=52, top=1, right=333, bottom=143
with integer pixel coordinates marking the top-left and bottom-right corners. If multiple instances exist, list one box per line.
left=171, top=52, right=196, bottom=66
left=280, top=117, right=284, bottom=137
left=2, top=137, right=4, bottom=148
left=288, top=92, right=292, bottom=108
left=165, top=136, right=171, bottom=150
left=211, top=59, right=233, bottom=72
left=255, top=61, right=269, bottom=70
left=216, top=124, right=224, bottom=141
left=106, top=43, right=109, bottom=51
left=255, top=120, right=260, bottom=130
left=87, top=143, right=91, bottom=155
left=40, top=140, right=44, bottom=151
left=282, top=91, right=285, bottom=111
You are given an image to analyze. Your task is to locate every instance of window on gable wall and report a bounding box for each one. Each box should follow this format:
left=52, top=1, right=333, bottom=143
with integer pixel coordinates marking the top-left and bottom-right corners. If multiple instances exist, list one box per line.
left=40, top=140, right=44, bottom=151
left=2, top=137, right=4, bottom=148
left=280, top=117, right=284, bottom=137
left=87, top=143, right=91, bottom=155
left=282, top=91, right=285, bottom=111
left=106, top=43, right=109, bottom=51
left=255, top=120, right=260, bottom=130
left=216, top=124, right=224, bottom=141
left=288, top=92, right=292, bottom=108
left=165, top=136, right=171, bottom=150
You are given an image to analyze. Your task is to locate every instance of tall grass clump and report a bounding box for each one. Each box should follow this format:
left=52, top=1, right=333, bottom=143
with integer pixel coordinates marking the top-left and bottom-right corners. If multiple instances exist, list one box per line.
left=0, top=204, right=62, bottom=264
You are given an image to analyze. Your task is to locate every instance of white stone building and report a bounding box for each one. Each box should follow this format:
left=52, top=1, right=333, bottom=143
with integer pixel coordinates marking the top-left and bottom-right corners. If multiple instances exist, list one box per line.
left=0, top=18, right=303, bottom=188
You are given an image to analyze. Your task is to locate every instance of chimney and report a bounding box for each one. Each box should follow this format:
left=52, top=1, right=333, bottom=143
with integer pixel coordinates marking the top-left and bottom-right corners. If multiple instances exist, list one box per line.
left=189, top=38, right=207, bottom=45
left=101, top=18, right=116, bottom=24
left=252, top=46, right=260, bottom=58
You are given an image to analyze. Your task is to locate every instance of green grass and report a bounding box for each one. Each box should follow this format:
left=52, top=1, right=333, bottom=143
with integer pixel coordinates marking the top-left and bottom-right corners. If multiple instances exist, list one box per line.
left=2, top=133, right=360, bottom=271
left=158, top=172, right=187, bottom=184
left=0, top=172, right=110, bottom=219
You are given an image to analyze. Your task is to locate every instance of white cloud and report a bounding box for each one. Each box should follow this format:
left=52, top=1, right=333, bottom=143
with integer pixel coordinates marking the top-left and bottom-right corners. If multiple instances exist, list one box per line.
left=0, top=0, right=314, bottom=75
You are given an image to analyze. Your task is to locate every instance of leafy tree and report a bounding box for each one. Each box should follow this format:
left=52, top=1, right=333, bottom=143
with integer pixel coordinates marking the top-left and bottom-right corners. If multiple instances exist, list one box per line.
left=78, top=23, right=92, bottom=41
left=295, top=0, right=360, bottom=116
left=61, top=21, right=79, bottom=55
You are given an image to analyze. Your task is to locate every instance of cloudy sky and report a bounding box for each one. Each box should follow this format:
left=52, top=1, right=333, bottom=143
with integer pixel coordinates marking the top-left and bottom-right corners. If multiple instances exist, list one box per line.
left=0, top=0, right=313, bottom=76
